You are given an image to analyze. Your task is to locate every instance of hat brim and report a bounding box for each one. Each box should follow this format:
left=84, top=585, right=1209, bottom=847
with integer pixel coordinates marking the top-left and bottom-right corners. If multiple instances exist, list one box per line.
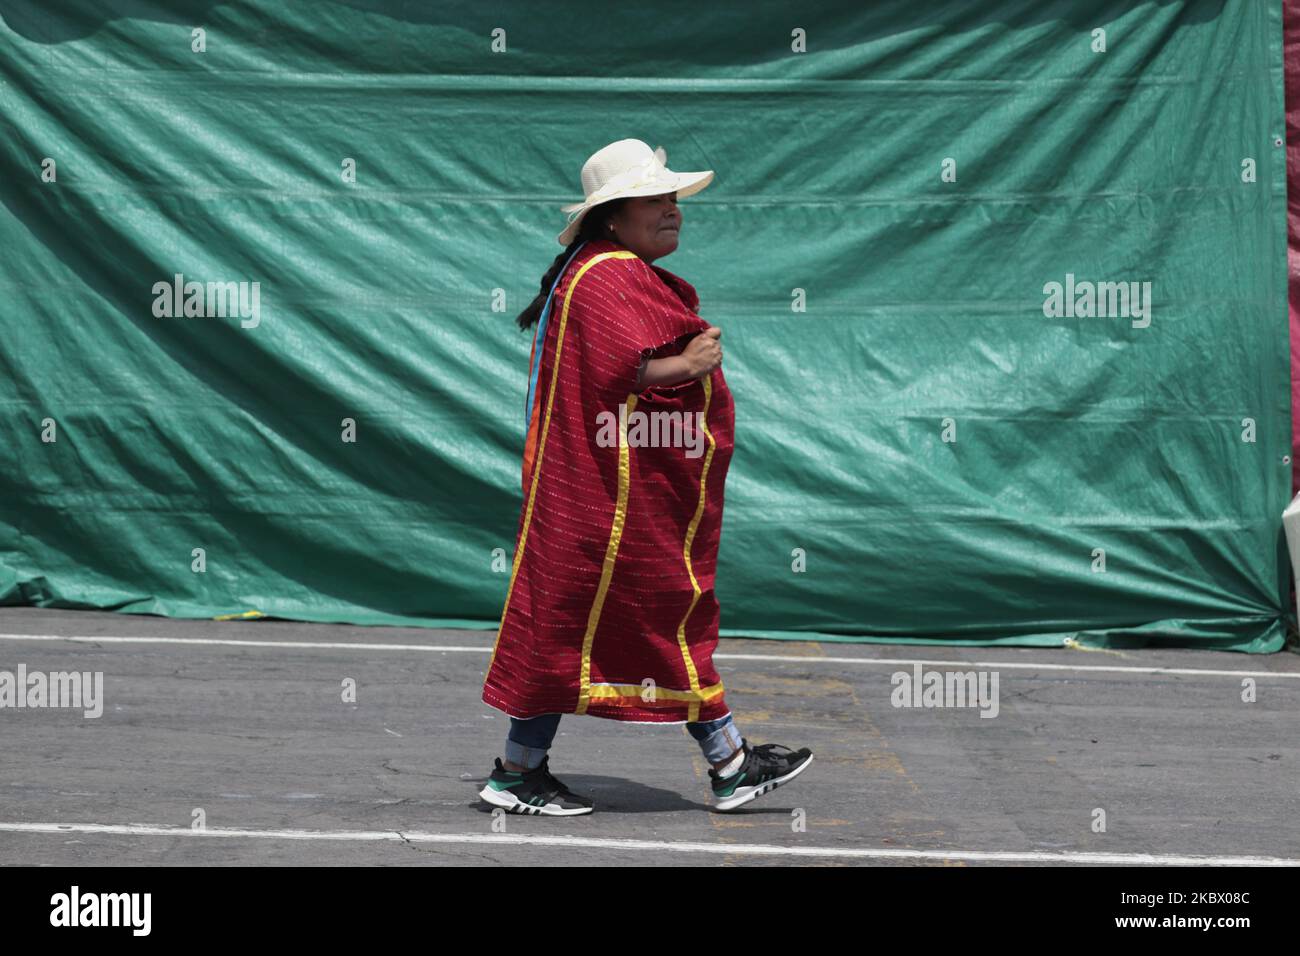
left=556, top=169, right=714, bottom=245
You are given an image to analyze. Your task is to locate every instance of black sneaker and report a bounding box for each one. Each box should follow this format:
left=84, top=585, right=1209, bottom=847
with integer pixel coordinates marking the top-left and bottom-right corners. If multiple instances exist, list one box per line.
left=708, top=738, right=814, bottom=811
left=478, top=755, right=595, bottom=816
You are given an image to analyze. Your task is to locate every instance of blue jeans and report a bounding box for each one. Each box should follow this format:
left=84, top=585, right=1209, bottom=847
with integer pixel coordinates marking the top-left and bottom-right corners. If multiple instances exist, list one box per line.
left=505, top=712, right=743, bottom=770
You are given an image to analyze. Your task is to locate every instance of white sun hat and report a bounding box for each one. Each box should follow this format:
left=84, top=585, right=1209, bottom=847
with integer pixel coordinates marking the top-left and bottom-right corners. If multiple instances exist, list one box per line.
left=557, top=138, right=714, bottom=245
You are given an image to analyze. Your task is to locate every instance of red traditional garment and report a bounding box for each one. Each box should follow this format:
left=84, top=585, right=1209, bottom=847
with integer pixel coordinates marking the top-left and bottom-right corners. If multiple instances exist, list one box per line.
left=483, top=238, right=735, bottom=723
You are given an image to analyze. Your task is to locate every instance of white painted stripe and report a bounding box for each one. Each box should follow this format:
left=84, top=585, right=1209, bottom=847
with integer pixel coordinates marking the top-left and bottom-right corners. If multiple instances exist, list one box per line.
left=0, top=632, right=1295, bottom=680
left=716, top=653, right=1300, bottom=680
left=0, top=633, right=487, bottom=653
left=0, top=822, right=1292, bottom=866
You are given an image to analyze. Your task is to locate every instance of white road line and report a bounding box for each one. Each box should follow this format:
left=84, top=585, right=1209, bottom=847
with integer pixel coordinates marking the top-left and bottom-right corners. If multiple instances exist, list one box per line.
left=0, top=633, right=487, bottom=653
left=0, top=822, right=1293, bottom=866
left=0, top=632, right=1296, bottom=680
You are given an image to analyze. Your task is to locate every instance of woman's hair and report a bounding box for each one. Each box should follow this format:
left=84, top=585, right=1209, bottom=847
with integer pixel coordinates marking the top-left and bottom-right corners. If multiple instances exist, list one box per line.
left=516, top=198, right=628, bottom=331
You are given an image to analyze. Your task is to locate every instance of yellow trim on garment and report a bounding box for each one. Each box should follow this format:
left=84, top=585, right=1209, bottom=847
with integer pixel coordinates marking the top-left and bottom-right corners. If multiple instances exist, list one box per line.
left=487, top=250, right=640, bottom=676
left=587, top=681, right=726, bottom=703
left=674, top=373, right=720, bottom=722
left=575, top=390, right=638, bottom=714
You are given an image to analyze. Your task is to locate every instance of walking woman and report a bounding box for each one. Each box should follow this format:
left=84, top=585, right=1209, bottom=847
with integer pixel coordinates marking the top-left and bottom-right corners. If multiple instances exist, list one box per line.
left=480, top=139, right=813, bottom=814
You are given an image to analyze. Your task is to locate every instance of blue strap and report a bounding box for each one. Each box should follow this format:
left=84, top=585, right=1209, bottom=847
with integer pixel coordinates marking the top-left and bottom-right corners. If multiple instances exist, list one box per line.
left=525, top=240, right=588, bottom=431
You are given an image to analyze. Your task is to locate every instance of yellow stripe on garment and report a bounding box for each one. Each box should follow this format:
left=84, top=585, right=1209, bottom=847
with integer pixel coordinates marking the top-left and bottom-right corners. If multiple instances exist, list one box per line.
left=575, top=390, right=638, bottom=715
left=487, top=251, right=639, bottom=676
left=674, top=373, right=719, bottom=722
left=587, top=681, right=726, bottom=702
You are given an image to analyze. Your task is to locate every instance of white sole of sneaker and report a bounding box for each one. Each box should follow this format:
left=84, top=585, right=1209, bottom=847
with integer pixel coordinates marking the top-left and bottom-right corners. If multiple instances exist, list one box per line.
left=713, top=753, right=814, bottom=812
left=478, top=784, right=594, bottom=816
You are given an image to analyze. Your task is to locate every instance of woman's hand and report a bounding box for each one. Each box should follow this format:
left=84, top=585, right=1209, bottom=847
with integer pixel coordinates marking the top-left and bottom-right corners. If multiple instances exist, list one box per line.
left=636, top=327, right=723, bottom=390
left=681, top=326, right=722, bottom=379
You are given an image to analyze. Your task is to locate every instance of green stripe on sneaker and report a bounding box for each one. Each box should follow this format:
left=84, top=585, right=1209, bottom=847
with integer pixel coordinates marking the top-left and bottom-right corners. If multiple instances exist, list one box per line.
left=715, top=772, right=746, bottom=797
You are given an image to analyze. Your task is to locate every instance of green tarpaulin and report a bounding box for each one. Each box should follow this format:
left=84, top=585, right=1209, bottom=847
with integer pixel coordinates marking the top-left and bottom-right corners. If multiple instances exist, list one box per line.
left=1, top=1, right=1292, bottom=650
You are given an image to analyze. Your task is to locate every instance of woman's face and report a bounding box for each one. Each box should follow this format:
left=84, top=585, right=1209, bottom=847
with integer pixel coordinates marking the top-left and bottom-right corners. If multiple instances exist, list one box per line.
left=608, top=192, right=680, bottom=262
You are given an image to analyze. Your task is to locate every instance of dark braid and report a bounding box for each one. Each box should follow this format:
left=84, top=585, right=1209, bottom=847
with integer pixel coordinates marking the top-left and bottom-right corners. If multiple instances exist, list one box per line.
left=516, top=199, right=628, bottom=331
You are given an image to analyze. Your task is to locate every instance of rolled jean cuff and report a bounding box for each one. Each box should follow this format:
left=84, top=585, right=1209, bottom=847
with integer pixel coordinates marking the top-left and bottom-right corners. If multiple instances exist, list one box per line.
left=690, top=716, right=744, bottom=764
left=503, top=737, right=549, bottom=770
left=504, top=713, right=561, bottom=770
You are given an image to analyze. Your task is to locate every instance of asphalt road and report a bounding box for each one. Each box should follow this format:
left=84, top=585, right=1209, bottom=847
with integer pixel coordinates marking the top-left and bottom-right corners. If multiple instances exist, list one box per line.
left=1, top=607, right=1298, bottom=866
